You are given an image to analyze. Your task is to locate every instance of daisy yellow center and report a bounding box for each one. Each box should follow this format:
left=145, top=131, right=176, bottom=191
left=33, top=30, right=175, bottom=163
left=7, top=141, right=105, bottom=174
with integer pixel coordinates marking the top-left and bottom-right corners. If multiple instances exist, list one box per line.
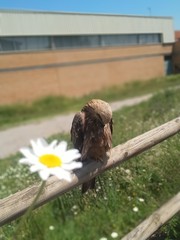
left=39, top=154, right=62, bottom=168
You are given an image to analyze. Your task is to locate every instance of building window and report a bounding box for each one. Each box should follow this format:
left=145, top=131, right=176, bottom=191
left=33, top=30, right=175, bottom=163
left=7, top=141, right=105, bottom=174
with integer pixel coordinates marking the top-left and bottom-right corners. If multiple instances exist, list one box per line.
left=53, top=35, right=100, bottom=49
left=26, top=37, right=50, bottom=50
left=138, top=34, right=161, bottom=44
left=0, top=33, right=162, bottom=53
left=101, top=34, right=139, bottom=46
left=0, top=37, right=26, bottom=51
left=0, top=36, right=50, bottom=52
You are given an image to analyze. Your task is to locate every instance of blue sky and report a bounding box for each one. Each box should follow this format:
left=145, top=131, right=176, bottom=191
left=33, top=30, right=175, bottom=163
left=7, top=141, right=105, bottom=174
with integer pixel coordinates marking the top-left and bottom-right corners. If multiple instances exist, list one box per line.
left=0, top=0, right=180, bottom=29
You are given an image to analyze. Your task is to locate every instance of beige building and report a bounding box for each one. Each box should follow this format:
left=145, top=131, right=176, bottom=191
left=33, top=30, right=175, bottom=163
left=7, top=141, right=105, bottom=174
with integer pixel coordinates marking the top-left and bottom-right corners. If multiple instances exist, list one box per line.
left=0, top=10, right=175, bottom=105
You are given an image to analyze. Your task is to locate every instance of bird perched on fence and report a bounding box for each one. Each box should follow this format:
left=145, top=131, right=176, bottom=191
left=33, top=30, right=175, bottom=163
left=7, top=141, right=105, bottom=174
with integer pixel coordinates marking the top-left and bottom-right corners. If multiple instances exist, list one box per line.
left=70, top=99, right=113, bottom=193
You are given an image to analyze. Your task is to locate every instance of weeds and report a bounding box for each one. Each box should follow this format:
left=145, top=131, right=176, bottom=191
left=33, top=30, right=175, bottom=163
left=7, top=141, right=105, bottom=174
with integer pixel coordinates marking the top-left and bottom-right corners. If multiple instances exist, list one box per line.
left=0, top=87, right=179, bottom=239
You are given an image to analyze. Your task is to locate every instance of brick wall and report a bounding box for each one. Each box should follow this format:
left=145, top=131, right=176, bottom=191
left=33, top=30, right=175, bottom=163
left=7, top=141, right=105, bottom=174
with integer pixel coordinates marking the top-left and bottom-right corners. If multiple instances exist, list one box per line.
left=0, top=44, right=172, bottom=105
left=175, top=31, right=180, bottom=41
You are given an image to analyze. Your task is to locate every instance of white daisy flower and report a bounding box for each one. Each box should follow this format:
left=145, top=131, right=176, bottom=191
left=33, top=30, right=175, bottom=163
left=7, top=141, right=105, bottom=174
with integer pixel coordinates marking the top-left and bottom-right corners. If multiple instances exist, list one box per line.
left=133, top=206, right=139, bottom=212
left=125, top=169, right=131, bottom=175
left=138, top=198, right=145, bottom=202
left=19, top=138, right=82, bottom=181
left=111, top=232, right=118, bottom=238
left=49, top=225, right=55, bottom=231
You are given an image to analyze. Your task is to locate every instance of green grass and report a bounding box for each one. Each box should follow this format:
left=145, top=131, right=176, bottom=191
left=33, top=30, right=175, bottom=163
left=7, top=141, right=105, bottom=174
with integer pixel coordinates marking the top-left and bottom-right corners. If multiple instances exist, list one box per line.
left=0, top=74, right=180, bottom=130
left=0, top=88, right=179, bottom=240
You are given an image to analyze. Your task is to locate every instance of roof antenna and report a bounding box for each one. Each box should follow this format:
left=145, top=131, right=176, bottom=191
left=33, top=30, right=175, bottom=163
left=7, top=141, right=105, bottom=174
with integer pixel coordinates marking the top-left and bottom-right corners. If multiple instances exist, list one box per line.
left=148, top=7, right=152, bottom=16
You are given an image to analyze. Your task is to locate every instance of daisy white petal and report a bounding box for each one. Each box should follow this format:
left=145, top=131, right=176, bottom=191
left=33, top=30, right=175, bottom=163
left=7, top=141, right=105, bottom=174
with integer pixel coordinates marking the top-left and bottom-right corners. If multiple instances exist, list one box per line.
left=49, top=140, right=58, bottom=149
left=65, top=149, right=80, bottom=155
left=57, top=141, right=67, bottom=152
left=30, top=164, right=44, bottom=173
left=62, top=162, right=83, bottom=170
left=62, top=150, right=81, bottom=162
left=39, top=169, right=50, bottom=181
left=30, top=140, right=42, bottom=156
left=19, top=158, right=33, bottom=165
left=20, top=147, right=35, bottom=159
left=50, top=168, right=72, bottom=182
left=37, top=138, right=48, bottom=147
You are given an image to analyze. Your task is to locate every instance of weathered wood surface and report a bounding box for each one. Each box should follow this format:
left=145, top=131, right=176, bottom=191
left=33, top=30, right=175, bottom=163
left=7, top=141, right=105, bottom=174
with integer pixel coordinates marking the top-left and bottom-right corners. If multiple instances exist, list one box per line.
left=122, top=192, right=180, bottom=240
left=0, top=117, right=179, bottom=226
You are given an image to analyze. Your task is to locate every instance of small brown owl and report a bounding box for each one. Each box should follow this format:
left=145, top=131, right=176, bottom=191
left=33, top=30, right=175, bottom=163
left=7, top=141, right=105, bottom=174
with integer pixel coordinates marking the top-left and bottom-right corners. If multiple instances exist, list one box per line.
left=70, top=99, right=113, bottom=193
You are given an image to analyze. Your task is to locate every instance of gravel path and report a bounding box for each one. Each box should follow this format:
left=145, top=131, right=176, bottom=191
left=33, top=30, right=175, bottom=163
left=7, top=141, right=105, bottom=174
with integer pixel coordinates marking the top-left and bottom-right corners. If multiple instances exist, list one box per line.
left=0, top=94, right=152, bottom=158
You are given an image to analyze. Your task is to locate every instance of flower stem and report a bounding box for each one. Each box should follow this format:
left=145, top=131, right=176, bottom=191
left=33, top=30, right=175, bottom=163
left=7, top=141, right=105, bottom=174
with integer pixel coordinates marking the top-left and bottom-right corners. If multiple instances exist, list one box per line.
left=13, top=180, right=46, bottom=239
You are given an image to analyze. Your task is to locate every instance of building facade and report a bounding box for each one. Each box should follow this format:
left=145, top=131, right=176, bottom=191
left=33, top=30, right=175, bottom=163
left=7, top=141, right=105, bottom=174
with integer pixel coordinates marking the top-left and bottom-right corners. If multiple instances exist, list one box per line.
left=175, top=31, right=180, bottom=41
left=0, top=10, right=175, bottom=105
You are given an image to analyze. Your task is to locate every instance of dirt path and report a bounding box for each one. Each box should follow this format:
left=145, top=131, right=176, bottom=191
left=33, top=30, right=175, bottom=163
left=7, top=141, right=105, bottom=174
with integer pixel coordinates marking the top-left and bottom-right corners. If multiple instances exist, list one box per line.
left=0, top=94, right=152, bottom=159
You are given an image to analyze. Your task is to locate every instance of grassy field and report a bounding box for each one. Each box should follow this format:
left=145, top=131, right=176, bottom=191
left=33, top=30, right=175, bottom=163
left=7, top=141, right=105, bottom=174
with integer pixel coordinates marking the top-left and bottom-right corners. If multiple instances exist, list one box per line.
left=0, top=74, right=180, bottom=130
left=0, top=86, right=179, bottom=239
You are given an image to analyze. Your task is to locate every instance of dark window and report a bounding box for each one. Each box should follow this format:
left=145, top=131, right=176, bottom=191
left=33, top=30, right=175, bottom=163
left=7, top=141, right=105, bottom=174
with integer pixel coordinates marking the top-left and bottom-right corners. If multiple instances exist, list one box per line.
left=164, top=55, right=173, bottom=75
left=26, top=37, right=50, bottom=50
left=0, top=33, right=162, bottom=53
left=138, top=34, right=161, bottom=44
left=101, top=34, right=139, bottom=46
left=0, top=36, right=50, bottom=52
left=0, top=37, right=25, bottom=51
left=53, top=35, right=100, bottom=49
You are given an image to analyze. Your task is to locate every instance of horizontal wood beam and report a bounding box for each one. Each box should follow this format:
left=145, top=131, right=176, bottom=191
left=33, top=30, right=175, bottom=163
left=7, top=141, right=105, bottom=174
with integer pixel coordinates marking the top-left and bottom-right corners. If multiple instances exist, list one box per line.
left=122, top=192, right=180, bottom=240
left=0, top=117, right=179, bottom=226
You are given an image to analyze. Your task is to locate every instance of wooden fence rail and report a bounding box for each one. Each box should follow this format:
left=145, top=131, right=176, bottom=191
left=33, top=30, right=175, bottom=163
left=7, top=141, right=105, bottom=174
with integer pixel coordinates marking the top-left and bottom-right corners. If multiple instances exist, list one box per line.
left=0, top=117, right=179, bottom=227
left=122, top=192, right=180, bottom=240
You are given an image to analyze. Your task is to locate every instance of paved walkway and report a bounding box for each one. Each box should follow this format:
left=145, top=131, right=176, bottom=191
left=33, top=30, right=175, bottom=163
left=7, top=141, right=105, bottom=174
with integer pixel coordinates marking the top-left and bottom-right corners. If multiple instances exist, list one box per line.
left=0, top=94, right=152, bottom=158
